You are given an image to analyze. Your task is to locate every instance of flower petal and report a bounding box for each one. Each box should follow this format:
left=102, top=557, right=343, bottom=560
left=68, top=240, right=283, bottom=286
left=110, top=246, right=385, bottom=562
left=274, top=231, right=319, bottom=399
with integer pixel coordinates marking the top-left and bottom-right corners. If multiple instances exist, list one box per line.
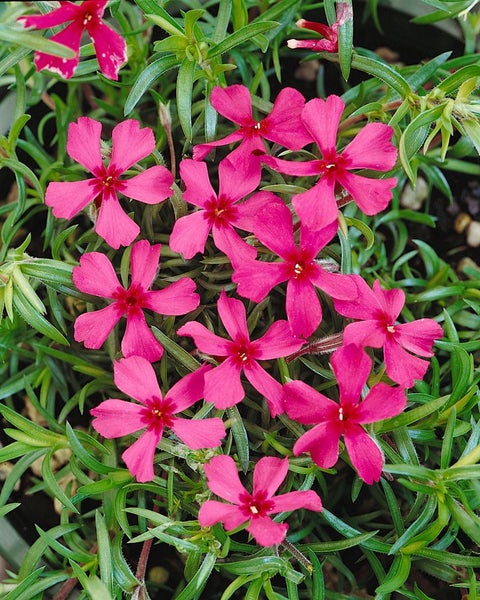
left=18, top=2, right=83, bottom=28
left=384, top=338, right=429, bottom=388
left=252, top=200, right=296, bottom=259
left=331, top=345, right=371, bottom=405
left=344, top=424, right=383, bottom=484
left=90, top=399, right=146, bottom=437
left=198, top=501, right=246, bottom=531
left=33, top=21, right=83, bottom=79
left=110, top=120, right=156, bottom=173
left=212, top=225, right=257, bottom=269
left=169, top=211, right=211, bottom=259
left=180, top=159, right=217, bottom=208
left=263, top=87, right=312, bottom=149
left=113, top=355, right=161, bottom=405
left=217, top=290, right=249, bottom=342
left=233, top=261, right=287, bottom=303
left=204, top=358, right=245, bottom=409
left=292, top=179, right=339, bottom=231
left=74, top=304, right=121, bottom=349
left=338, top=171, right=396, bottom=216
left=283, top=380, right=338, bottom=424
left=122, top=430, right=161, bottom=482
left=332, top=274, right=381, bottom=320
left=286, top=277, right=322, bottom=338
left=45, top=179, right=98, bottom=219
left=243, top=360, right=284, bottom=417
left=94, top=193, right=140, bottom=249
left=210, top=85, right=254, bottom=126
left=121, top=166, right=173, bottom=204
left=393, top=320, right=443, bottom=357
left=342, top=123, right=397, bottom=171
left=86, top=18, right=127, bottom=80
left=293, top=422, right=341, bottom=469
left=246, top=516, right=288, bottom=546
left=166, top=364, right=212, bottom=413
left=129, top=240, right=160, bottom=289
left=253, top=456, right=288, bottom=498
left=171, top=417, right=225, bottom=449
left=177, top=321, right=233, bottom=356
left=73, top=251, right=121, bottom=298
left=122, top=312, right=164, bottom=362
left=355, top=383, right=406, bottom=424
left=192, top=131, right=244, bottom=162
left=342, top=320, right=386, bottom=348
left=302, top=95, right=344, bottom=155
left=218, top=156, right=261, bottom=202
left=271, top=490, right=323, bottom=514
left=66, top=117, right=103, bottom=174
left=253, top=320, right=304, bottom=359
left=203, top=455, right=247, bottom=503
left=144, top=278, right=199, bottom=316
left=372, top=280, right=405, bottom=321
left=309, top=268, right=358, bottom=302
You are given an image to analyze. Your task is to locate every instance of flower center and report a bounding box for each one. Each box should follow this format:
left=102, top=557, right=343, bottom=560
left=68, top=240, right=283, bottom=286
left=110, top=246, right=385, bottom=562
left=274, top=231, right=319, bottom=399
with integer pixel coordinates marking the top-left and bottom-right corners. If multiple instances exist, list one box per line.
left=113, top=284, right=148, bottom=315
left=142, top=397, right=175, bottom=432
left=239, top=490, right=274, bottom=518
left=386, top=325, right=396, bottom=334
left=83, top=13, right=93, bottom=25
left=206, top=195, right=236, bottom=226
left=293, top=262, right=303, bottom=278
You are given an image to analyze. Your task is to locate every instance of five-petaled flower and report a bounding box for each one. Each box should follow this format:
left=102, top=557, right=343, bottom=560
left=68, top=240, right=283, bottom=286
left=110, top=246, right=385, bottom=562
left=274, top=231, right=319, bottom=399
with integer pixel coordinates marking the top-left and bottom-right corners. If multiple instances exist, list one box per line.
left=170, top=156, right=274, bottom=268
left=45, top=117, right=174, bottom=249
left=284, top=344, right=407, bottom=484
left=18, top=1, right=127, bottom=80
left=73, top=239, right=200, bottom=362
left=333, top=276, right=443, bottom=387
left=264, top=94, right=398, bottom=230
left=287, top=3, right=353, bottom=53
left=90, top=356, right=225, bottom=482
left=177, top=290, right=304, bottom=416
left=233, top=200, right=357, bottom=338
left=198, top=454, right=322, bottom=546
left=192, top=84, right=312, bottom=165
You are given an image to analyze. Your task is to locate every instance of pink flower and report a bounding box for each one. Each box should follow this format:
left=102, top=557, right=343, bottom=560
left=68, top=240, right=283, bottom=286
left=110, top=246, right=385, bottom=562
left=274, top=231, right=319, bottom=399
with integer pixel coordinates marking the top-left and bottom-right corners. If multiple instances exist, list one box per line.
left=287, top=3, right=353, bottom=53
left=91, top=356, right=225, bottom=482
left=192, top=85, right=312, bottom=163
left=177, top=290, right=304, bottom=416
left=18, top=1, right=127, bottom=80
left=170, top=157, right=272, bottom=268
left=73, top=240, right=199, bottom=362
left=45, top=117, right=174, bottom=249
left=333, top=276, right=443, bottom=388
left=198, top=455, right=322, bottom=546
left=232, top=200, right=357, bottom=338
left=264, top=95, right=397, bottom=230
left=284, top=344, right=407, bottom=484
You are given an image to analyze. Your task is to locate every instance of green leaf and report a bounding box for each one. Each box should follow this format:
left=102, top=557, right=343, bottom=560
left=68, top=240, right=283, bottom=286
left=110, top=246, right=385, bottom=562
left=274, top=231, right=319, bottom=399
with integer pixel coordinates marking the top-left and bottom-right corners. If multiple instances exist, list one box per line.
left=351, top=53, right=412, bottom=97
left=144, top=11, right=185, bottom=35
left=151, top=326, right=201, bottom=371
left=70, top=561, right=114, bottom=600
left=375, top=554, right=411, bottom=594
left=436, top=65, right=480, bottom=95
left=175, top=553, right=217, bottom=600
left=207, top=21, right=279, bottom=59
left=337, top=0, right=353, bottom=80
left=124, top=54, right=179, bottom=116
left=41, top=448, right=79, bottom=514
left=344, top=216, right=375, bottom=249
left=226, top=405, right=249, bottom=473
left=176, top=56, right=196, bottom=142
left=0, top=24, right=76, bottom=58
left=96, top=511, right=114, bottom=594
left=2, top=567, right=45, bottom=600
left=13, top=284, right=69, bottom=345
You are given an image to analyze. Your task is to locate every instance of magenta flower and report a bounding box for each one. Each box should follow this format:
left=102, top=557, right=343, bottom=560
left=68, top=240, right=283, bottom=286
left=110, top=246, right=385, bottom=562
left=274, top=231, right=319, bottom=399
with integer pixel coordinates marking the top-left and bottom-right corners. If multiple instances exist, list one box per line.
left=45, top=117, right=174, bottom=249
left=91, top=356, right=225, bottom=482
left=287, top=3, right=353, bottom=53
left=18, top=1, right=127, bottom=80
left=192, top=85, right=312, bottom=163
left=177, top=291, right=304, bottom=416
left=284, top=344, right=407, bottom=484
left=264, top=95, right=397, bottom=229
left=73, top=240, right=199, bottom=362
left=233, top=200, right=357, bottom=338
left=198, top=455, right=322, bottom=546
left=333, top=276, right=443, bottom=388
left=170, top=157, right=273, bottom=268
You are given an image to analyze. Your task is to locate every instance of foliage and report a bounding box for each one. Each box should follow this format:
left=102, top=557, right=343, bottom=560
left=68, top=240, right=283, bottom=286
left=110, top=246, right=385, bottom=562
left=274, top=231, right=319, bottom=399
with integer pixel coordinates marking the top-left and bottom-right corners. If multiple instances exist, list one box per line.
left=0, top=0, right=479, bottom=599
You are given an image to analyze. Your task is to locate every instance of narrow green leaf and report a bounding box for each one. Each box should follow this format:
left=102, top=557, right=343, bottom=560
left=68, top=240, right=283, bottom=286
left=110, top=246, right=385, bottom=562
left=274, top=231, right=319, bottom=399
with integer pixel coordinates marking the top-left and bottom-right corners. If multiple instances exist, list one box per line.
left=174, top=553, right=216, bottom=600
left=0, top=25, right=76, bottom=58
left=337, top=0, right=353, bottom=80
left=96, top=511, right=114, bottom=594
left=176, top=56, right=196, bottom=142
left=124, top=54, right=179, bottom=116
left=151, top=326, right=201, bottom=371
left=351, top=53, right=412, bottom=97
left=226, top=405, right=249, bottom=473
left=207, top=21, right=279, bottom=59
left=41, top=448, right=79, bottom=514
left=437, top=65, right=480, bottom=95
left=2, top=567, right=45, bottom=600
left=375, top=554, right=411, bottom=594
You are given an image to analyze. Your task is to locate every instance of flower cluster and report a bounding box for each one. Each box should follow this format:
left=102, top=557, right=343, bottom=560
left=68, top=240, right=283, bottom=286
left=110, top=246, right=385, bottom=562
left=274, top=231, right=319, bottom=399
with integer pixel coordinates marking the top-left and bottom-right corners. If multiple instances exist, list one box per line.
left=31, top=3, right=444, bottom=548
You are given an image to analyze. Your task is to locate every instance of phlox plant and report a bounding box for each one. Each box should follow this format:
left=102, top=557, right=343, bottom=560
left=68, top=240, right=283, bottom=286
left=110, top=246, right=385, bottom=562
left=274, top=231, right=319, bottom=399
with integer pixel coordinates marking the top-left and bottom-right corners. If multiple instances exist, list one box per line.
left=0, top=1, right=479, bottom=599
